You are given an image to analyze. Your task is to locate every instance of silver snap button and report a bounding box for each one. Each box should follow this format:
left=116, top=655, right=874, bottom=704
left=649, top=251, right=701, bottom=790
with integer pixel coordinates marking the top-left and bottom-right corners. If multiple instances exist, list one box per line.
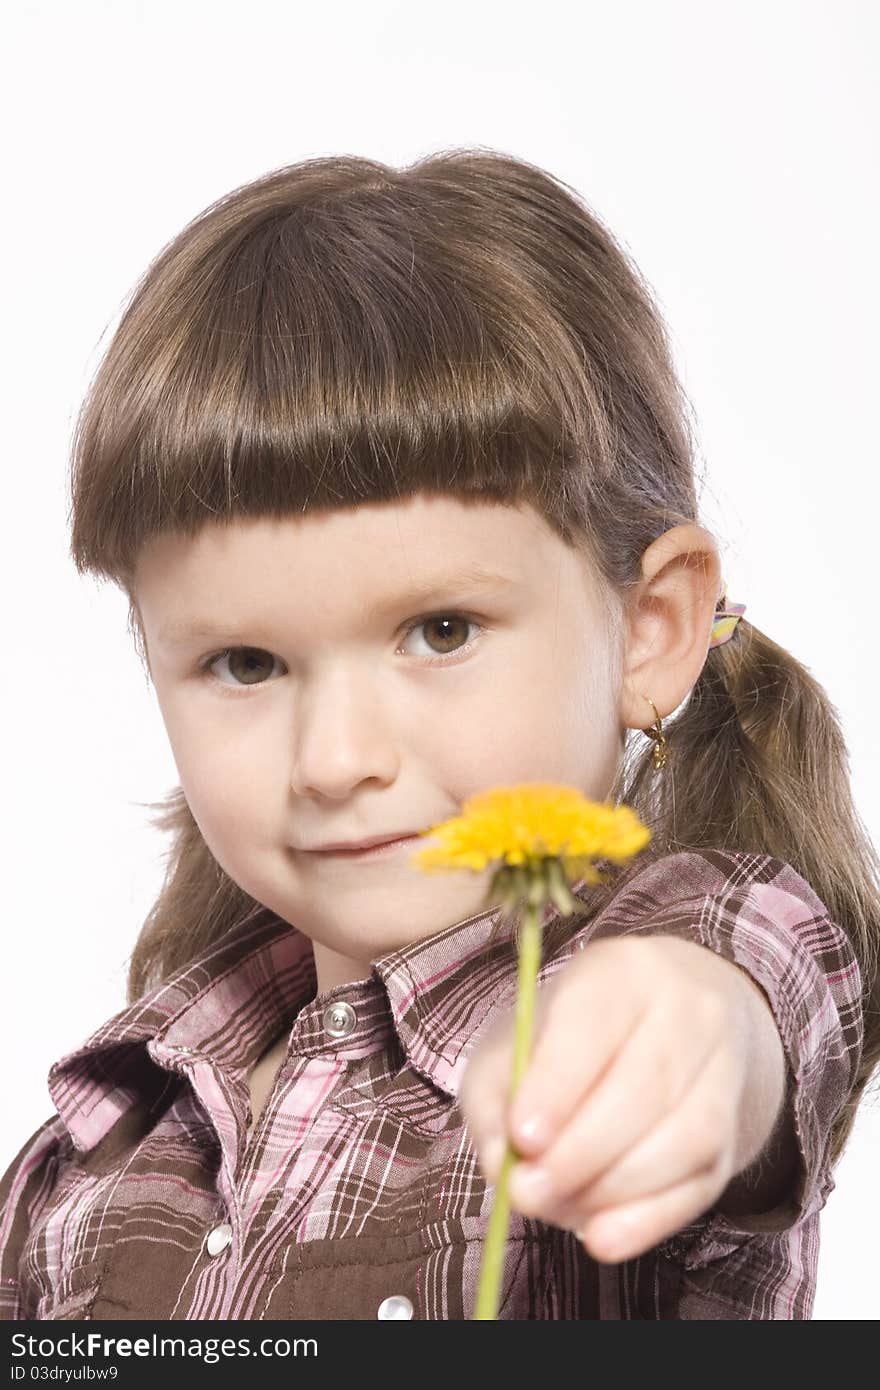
left=377, top=1294, right=414, bottom=1319
left=322, top=1001, right=357, bottom=1038
left=205, top=1222, right=233, bottom=1256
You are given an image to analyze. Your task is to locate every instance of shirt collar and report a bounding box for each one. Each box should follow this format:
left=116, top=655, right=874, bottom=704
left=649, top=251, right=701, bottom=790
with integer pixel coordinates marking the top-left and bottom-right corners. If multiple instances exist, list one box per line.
left=48, top=879, right=592, bottom=1156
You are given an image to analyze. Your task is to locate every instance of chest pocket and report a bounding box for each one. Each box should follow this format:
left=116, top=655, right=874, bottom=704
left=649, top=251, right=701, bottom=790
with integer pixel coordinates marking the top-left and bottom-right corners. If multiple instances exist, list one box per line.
left=257, top=1217, right=523, bottom=1320
left=256, top=1213, right=598, bottom=1320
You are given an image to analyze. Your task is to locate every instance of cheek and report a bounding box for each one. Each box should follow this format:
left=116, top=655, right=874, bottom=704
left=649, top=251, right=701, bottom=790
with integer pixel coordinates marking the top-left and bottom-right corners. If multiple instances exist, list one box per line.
left=423, top=685, right=571, bottom=790
left=447, top=650, right=608, bottom=785
left=162, top=707, right=278, bottom=840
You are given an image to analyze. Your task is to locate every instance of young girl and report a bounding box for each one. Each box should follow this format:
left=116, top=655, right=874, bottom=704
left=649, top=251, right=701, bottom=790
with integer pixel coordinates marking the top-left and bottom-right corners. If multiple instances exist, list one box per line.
left=1, top=150, right=875, bottom=1321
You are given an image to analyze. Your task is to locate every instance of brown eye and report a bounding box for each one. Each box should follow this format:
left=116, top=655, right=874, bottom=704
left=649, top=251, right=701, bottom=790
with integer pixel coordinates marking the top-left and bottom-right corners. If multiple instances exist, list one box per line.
left=424, top=616, right=470, bottom=653
left=403, top=614, right=480, bottom=662
left=206, top=647, right=281, bottom=688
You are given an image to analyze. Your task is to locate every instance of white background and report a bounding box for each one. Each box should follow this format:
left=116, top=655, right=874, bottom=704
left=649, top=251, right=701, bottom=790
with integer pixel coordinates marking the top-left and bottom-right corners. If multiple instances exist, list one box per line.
left=2, top=0, right=877, bottom=1319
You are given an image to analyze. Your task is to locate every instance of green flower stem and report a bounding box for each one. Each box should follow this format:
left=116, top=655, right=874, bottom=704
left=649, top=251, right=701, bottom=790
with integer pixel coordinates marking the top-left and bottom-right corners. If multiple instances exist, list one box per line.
left=473, top=894, right=542, bottom=1320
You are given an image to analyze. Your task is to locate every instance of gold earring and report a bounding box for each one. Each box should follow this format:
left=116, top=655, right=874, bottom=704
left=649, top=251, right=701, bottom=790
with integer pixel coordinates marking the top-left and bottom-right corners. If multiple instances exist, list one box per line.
left=641, top=695, right=668, bottom=771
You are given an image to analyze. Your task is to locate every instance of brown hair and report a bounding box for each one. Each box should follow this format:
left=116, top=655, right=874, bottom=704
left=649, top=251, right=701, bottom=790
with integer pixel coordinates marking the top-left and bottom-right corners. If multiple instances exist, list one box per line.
left=67, top=148, right=878, bottom=1165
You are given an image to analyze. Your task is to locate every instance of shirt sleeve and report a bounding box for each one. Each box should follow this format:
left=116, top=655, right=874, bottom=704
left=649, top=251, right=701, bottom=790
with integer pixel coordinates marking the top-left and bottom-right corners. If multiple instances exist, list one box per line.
left=0, top=1116, right=71, bottom=1319
left=572, top=850, right=864, bottom=1269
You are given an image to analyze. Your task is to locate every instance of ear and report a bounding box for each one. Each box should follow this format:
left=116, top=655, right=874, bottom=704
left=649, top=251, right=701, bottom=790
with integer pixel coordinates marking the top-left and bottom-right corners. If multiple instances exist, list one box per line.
left=618, top=523, right=723, bottom=731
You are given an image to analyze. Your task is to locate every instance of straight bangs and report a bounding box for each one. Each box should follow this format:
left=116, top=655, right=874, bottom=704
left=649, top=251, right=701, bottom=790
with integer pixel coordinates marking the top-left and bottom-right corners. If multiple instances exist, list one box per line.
left=68, top=155, right=621, bottom=597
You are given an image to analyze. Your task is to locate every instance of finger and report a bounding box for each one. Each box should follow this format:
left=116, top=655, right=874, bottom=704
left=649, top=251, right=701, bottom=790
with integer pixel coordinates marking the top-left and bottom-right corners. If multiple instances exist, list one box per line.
left=566, top=1043, right=739, bottom=1218
left=505, top=937, right=654, bottom=1155
left=458, top=1005, right=537, bottom=1164
left=526, top=1044, right=738, bottom=1234
left=576, top=1155, right=730, bottom=1265
left=507, top=1000, right=721, bottom=1213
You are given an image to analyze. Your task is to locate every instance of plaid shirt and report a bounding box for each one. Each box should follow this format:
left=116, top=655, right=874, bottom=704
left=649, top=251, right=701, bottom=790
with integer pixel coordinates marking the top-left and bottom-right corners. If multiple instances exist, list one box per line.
left=0, top=849, right=863, bottom=1320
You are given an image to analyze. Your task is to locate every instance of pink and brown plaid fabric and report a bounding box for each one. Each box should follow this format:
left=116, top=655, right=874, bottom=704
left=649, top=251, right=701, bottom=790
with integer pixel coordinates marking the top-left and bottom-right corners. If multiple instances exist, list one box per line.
left=0, top=848, right=863, bottom=1320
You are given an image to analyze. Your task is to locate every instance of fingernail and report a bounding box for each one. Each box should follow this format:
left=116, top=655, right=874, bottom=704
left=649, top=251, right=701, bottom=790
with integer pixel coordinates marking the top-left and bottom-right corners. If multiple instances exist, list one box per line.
left=517, top=1112, right=550, bottom=1147
left=585, top=1215, right=633, bottom=1260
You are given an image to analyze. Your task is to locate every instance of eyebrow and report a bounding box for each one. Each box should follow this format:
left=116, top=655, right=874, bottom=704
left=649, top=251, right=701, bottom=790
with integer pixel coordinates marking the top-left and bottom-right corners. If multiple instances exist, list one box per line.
left=156, top=563, right=519, bottom=647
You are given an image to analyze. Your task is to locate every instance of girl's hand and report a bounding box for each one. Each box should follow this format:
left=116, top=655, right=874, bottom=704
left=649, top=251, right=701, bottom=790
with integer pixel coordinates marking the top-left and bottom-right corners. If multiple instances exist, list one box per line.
left=458, top=933, right=757, bottom=1265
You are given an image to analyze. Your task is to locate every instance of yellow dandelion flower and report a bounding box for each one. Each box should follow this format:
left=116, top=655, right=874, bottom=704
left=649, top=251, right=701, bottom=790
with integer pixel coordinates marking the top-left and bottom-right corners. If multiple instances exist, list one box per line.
left=410, top=782, right=650, bottom=886
left=407, top=782, right=652, bottom=1320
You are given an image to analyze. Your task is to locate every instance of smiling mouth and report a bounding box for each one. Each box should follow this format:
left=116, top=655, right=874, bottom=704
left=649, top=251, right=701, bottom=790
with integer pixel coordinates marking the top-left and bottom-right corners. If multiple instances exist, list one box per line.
left=304, top=834, right=423, bottom=860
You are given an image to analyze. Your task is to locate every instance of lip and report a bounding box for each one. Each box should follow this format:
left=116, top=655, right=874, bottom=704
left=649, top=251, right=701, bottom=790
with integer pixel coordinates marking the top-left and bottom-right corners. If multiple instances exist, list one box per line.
left=305, top=834, right=423, bottom=859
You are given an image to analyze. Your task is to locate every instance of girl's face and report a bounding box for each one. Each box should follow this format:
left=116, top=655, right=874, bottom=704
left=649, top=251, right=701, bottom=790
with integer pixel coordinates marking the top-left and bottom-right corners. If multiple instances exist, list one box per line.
left=133, top=493, right=625, bottom=994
